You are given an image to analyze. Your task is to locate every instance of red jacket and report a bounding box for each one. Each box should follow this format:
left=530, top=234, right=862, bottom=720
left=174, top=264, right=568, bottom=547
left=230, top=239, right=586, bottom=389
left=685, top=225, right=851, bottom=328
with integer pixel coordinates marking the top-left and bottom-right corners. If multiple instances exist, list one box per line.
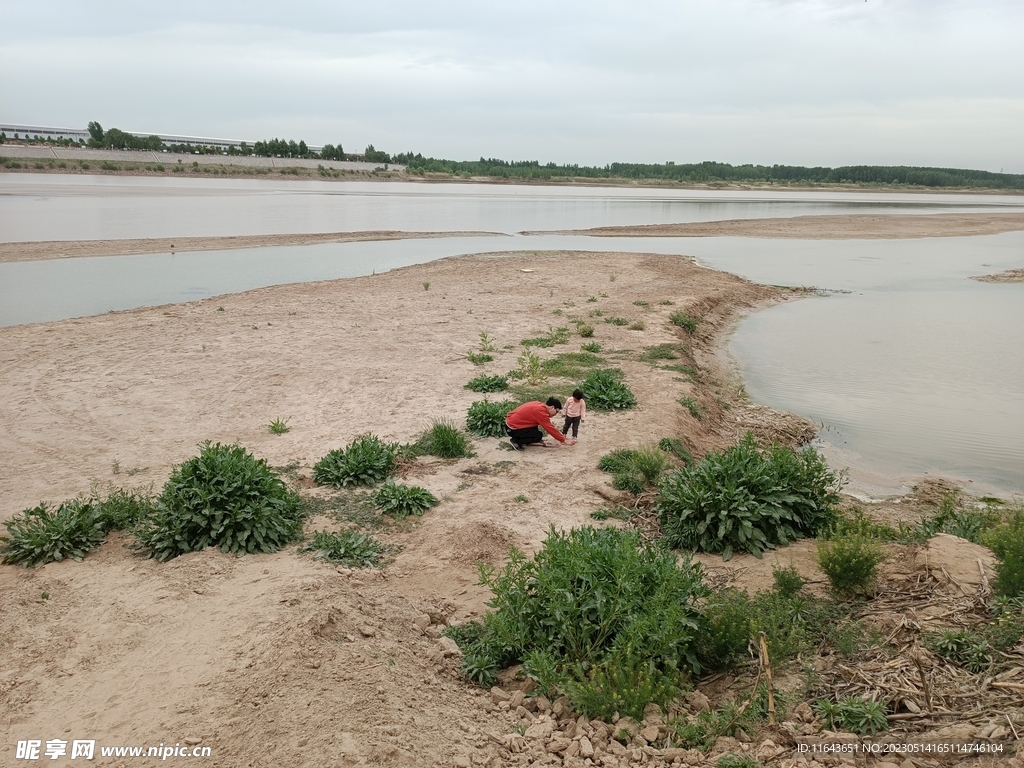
left=505, top=401, right=565, bottom=443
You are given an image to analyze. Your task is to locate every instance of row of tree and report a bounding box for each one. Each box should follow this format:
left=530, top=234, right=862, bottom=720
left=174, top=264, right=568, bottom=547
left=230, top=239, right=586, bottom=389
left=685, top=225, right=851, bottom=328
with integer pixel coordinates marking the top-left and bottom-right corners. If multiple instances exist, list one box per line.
left=390, top=153, right=1024, bottom=190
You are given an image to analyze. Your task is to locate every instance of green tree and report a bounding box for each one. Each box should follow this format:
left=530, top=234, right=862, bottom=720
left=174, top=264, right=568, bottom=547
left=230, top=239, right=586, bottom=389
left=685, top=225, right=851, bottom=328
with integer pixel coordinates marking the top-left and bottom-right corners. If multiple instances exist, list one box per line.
left=87, top=121, right=104, bottom=142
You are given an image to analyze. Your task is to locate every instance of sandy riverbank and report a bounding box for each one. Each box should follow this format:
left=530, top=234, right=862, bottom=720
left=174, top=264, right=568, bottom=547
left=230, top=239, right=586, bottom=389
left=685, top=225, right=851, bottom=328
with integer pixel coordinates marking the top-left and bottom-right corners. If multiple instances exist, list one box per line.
left=1, top=246, right=1019, bottom=766
left=526, top=211, right=1024, bottom=240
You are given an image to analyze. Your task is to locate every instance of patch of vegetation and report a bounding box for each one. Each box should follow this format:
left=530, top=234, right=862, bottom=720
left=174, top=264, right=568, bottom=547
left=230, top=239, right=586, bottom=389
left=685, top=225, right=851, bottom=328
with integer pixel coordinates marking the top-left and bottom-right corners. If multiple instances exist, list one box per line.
left=924, top=629, right=992, bottom=673
left=414, top=419, right=474, bottom=459
left=816, top=535, right=887, bottom=596
left=639, top=344, right=680, bottom=362
left=662, top=363, right=699, bottom=379
left=478, top=331, right=496, bottom=351
left=313, top=434, right=398, bottom=487
left=604, top=316, right=630, bottom=326
left=95, top=487, right=155, bottom=531
left=448, top=526, right=707, bottom=719
left=670, top=311, right=699, bottom=333
left=628, top=321, right=646, bottom=331
left=598, top=446, right=673, bottom=495
left=581, top=342, right=602, bottom=353
left=540, top=351, right=604, bottom=379
left=300, top=491, right=383, bottom=529
left=579, top=369, right=636, bottom=411
left=590, top=506, right=634, bottom=521
left=658, top=437, right=693, bottom=466
left=268, top=418, right=290, bottom=435
left=135, top=442, right=304, bottom=561
left=1, top=499, right=106, bottom=567
left=982, top=509, right=1024, bottom=598
left=576, top=323, right=595, bottom=337
left=464, top=374, right=509, bottom=393
left=813, top=697, right=889, bottom=736
left=300, top=530, right=386, bottom=567
left=467, top=399, right=520, bottom=438
left=657, top=433, right=843, bottom=560
left=371, top=482, right=439, bottom=519
left=717, top=755, right=760, bottom=768
left=678, top=396, right=702, bottom=419
left=466, top=351, right=494, bottom=365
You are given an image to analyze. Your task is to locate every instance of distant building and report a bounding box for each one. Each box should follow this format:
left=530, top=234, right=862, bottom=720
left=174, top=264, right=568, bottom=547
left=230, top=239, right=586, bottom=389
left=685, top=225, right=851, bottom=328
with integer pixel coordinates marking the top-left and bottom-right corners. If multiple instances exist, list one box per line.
left=0, top=123, right=320, bottom=152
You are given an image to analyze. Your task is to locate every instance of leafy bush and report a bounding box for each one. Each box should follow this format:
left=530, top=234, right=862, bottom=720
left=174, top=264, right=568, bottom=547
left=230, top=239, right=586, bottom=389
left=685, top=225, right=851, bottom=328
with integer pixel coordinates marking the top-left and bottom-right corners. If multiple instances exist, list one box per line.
left=658, top=437, right=693, bottom=466
left=451, top=526, right=708, bottom=719
left=816, top=534, right=887, bottom=596
left=577, top=324, right=595, bottom=337
left=598, top=448, right=639, bottom=474
left=983, top=511, right=1024, bottom=598
left=466, top=399, right=520, bottom=438
left=515, top=348, right=546, bottom=385
left=95, top=487, right=154, bottom=531
left=599, top=447, right=669, bottom=495
left=135, top=442, right=303, bottom=561
left=813, top=697, right=888, bottom=736
left=466, top=351, right=493, bottom=365
left=300, top=530, right=386, bottom=567
left=581, top=342, right=602, bottom=353
left=414, top=419, right=474, bottom=459
left=313, top=434, right=398, bottom=487
left=372, top=482, right=439, bottom=519
left=670, top=311, right=699, bottom=333
left=464, top=375, right=509, bottom=393
left=657, top=433, right=842, bottom=560
left=772, top=563, right=806, bottom=598
left=605, top=316, right=629, bottom=326
left=580, top=369, right=636, bottom=411
left=924, top=629, right=991, bottom=673
left=1, top=500, right=106, bottom=567
left=268, top=418, right=290, bottom=434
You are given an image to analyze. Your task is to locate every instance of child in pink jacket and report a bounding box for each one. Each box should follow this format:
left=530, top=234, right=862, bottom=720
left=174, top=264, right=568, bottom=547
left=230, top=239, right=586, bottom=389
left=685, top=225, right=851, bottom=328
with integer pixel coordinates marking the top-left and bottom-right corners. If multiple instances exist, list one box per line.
left=561, top=389, right=586, bottom=439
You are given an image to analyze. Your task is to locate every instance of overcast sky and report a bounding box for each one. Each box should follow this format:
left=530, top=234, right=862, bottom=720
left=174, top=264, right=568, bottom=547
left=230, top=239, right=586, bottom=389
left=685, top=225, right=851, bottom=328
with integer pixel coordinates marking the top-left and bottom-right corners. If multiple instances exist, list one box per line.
left=2, top=0, right=1022, bottom=171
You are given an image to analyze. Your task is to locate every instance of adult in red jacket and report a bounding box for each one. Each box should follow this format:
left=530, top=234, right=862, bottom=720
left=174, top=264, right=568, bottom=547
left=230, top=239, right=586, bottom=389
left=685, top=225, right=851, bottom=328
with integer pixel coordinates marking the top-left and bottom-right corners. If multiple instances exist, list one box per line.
left=505, top=398, right=577, bottom=450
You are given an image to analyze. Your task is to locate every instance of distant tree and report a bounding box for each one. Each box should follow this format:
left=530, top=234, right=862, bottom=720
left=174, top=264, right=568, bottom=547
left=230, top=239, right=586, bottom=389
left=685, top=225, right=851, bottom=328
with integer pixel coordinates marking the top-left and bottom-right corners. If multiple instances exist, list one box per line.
left=87, top=121, right=104, bottom=142
left=298, top=140, right=308, bottom=156
left=364, top=144, right=391, bottom=163
left=0, top=132, right=5, bottom=145
left=320, top=143, right=345, bottom=161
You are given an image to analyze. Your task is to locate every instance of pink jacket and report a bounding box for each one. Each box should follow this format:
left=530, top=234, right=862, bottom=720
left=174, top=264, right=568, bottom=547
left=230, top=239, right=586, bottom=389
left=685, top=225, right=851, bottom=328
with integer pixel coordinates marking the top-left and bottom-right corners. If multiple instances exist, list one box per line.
left=564, top=397, right=586, bottom=420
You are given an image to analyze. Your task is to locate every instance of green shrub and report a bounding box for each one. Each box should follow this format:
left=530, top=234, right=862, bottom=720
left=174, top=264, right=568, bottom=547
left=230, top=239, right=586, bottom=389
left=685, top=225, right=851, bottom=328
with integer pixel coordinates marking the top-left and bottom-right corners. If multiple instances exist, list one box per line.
left=816, top=534, right=887, bottom=596
left=1, top=500, right=106, bottom=567
left=670, top=311, right=699, bottom=333
left=983, top=511, right=1024, bottom=598
left=640, top=344, right=680, bottom=362
left=605, top=316, right=629, bottom=326
left=414, top=419, right=474, bottom=459
left=581, top=342, right=602, bottom=353
left=467, top=399, right=520, bottom=438
left=135, top=442, right=303, bottom=561
left=612, top=473, right=644, bottom=496
left=580, top=369, right=636, bottom=411
left=924, top=629, right=991, bottom=673
left=372, top=482, right=438, bottom=519
left=772, top=564, right=806, bottom=598
left=454, top=526, right=708, bottom=719
left=540, top=351, right=604, bottom=379
left=95, top=487, right=154, bottom=531
left=313, top=434, right=398, bottom=487
left=466, top=351, right=493, bottom=365
left=658, top=437, right=693, bottom=466
left=598, top=448, right=640, bottom=474
left=717, top=754, right=760, bottom=768
left=577, top=324, right=595, bottom=338
left=300, top=530, right=386, bottom=567
left=658, top=433, right=842, bottom=559
left=696, top=588, right=754, bottom=671
left=464, top=375, right=509, bottom=393
left=813, top=697, right=888, bottom=736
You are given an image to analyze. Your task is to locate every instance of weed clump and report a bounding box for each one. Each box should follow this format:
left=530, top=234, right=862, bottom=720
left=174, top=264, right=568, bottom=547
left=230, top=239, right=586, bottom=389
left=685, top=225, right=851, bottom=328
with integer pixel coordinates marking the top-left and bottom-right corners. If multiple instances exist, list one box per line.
left=983, top=510, right=1024, bottom=598
left=448, top=526, right=707, bottom=720
left=599, top=446, right=672, bottom=495
left=300, top=530, right=386, bottom=567
left=467, top=399, right=520, bottom=438
left=658, top=437, right=693, bottom=466
left=816, top=534, right=887, bottom=596
left=1, top=500, right=106, bottom=567
left=813, top=697, right=889, bottom=736
left=670, top=311, right=699, bottom=333
left=414, top=419, right=474, bottom=459
left=371, top=482, right=438, bottom=519
left=579, top=369, right=636, bottom=411
left=135, top=442, right=303, bottom=561
left=464, top=375, right=509, bottom=393
left=313, top=434, right=398, bottom=488
left=657, top=433, right=842, bottom=560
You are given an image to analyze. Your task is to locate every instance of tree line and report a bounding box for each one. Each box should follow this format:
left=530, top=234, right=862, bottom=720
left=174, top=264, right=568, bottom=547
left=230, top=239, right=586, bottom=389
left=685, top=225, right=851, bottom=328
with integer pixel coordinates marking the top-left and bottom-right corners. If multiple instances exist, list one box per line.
left=390, top=153, right=1024, bottom=190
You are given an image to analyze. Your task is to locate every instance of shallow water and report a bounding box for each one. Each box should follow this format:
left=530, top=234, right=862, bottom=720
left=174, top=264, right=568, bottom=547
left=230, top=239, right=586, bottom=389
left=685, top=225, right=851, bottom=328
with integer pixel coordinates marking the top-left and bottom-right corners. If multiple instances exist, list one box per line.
left=3, top=174, right=1023, bottom=242
left=2, top=175, right=1022, bottom=496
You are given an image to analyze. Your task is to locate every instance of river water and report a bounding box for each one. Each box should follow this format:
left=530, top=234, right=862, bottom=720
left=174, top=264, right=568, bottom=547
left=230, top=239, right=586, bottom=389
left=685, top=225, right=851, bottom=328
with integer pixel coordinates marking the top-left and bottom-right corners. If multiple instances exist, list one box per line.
left=2, top=174, right=1022, bottom=496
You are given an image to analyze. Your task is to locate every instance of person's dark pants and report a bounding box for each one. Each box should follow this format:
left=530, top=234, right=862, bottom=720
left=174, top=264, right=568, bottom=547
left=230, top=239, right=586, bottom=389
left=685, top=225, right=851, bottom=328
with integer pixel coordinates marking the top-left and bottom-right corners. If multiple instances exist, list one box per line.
left=505, top=422, right=545, bottom=446
left=562, top=416, right=581, bottom=438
